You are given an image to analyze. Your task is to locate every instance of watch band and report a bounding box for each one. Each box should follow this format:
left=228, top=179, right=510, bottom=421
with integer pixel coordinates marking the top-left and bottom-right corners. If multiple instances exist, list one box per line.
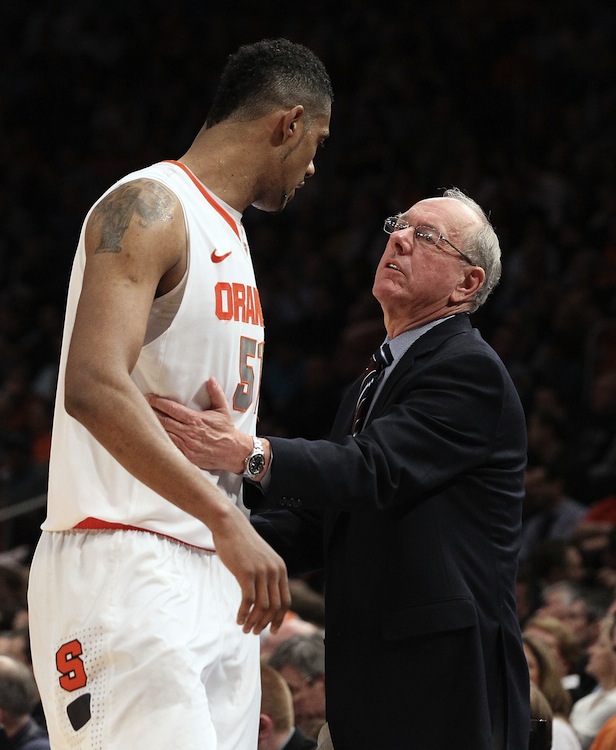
left=243, top=437, right=266, bottom=479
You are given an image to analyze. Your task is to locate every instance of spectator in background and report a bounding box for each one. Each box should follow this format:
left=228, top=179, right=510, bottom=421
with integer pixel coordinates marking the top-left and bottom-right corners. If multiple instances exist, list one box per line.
left=524, top=615, right=585, bottom=699
left=0, top=627, right=29, bottom=665
left=565, top=587, right=611, bottom=652
left=0, top=655, right=49, bottom=749
left=567, top=370, right=616, bottom=505
left=589, top=714, right=616, bottom=750
left=0, top=561, right=28, bottom=631
left=589, top=610, right=616, bottom=749
left=521, top=540, right=587, bottom=628
left=259, top=664, right=316, bottom=750
left=520, top=456, right=588, bottom=564
left=595, top=527, right=616, bottom=595
left=260, top=614, right=323, bottom=660
left=526, top=539, right=586, bottom=592
left=523, top=632, right=582, bottom=750
left=535, top=581, right=579, bottom=622
left=0, top=433, right=48, bottom=554
left=268, top=634, right=326, bottom=742
left=573, top=500, right=616, bottom=577
left=569, top=616, right=616, bottom=749
left=530, top=683, right=554, bottom=750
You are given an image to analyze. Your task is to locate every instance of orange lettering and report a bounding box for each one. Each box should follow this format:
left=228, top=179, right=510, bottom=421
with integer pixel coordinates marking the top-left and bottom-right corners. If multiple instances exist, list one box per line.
left=215, top=282, right=233, bottom=320
left=232, top=283, right=247, bottom=323
left=215, top=282, right=263, bottom=325
left=254, top=288, right=264, bottom=326
left=56, top=639, right=88, bottom=692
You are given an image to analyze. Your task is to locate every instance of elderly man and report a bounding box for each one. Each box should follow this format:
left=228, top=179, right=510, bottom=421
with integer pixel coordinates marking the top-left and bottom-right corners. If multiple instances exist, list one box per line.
left=149, top=188, right=530, bottom=749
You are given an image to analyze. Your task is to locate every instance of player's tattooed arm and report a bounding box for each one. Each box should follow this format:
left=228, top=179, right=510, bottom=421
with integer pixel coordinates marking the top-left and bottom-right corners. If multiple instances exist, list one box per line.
left=90, top=179, right=175, bottom=254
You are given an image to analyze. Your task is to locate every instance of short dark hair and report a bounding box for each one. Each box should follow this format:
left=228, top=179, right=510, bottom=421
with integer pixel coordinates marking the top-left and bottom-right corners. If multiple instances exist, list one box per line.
left=0, top=656, right=38, bottom=719
left=206, top=38, right=333, bottom=127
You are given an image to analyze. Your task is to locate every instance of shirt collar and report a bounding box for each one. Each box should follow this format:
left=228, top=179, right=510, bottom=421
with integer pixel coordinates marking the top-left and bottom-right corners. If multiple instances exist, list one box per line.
left=386, top=315, right=456, bottom=364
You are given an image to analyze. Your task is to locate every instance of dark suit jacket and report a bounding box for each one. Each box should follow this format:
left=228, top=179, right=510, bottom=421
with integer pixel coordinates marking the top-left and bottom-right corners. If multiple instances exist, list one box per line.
left=247, top=315, right=530, bottom=750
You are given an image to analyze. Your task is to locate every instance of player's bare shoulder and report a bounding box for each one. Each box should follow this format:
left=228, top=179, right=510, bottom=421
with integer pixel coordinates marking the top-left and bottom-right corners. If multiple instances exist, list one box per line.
left=86, top=178, right=184, bottom=256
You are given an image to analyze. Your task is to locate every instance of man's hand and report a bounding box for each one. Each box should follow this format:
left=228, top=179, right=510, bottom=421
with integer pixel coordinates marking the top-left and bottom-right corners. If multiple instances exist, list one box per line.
left=213, top=504, right=291, bottom=634
left=146, top=378, right=252, bottom=473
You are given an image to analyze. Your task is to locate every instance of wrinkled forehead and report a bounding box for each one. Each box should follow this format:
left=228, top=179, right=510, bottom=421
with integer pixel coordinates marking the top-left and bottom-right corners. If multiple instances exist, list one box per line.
left=402, top=197, right=479, bottom=232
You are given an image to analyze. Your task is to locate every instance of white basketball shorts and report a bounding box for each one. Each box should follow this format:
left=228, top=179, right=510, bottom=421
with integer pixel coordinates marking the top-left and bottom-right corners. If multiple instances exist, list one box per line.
left=28, top=529, right=260, bottom=750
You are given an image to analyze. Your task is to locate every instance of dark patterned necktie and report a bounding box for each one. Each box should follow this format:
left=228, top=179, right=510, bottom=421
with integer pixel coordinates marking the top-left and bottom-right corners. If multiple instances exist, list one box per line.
left=351, top=342, right=393, bottom=435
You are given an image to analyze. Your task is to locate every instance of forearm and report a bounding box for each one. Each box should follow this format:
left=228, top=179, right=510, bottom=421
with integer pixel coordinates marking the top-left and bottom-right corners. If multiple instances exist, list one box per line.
left=66, top=371, right=233, bottom=529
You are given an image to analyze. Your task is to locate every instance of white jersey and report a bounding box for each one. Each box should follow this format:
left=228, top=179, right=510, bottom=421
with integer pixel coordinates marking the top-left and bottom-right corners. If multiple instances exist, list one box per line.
left=43, top=160, right=264, bottom=549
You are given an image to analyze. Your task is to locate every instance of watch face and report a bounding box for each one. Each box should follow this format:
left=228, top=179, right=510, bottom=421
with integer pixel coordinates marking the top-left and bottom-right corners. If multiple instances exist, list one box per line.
left=248, top=454, right=265, bottom=475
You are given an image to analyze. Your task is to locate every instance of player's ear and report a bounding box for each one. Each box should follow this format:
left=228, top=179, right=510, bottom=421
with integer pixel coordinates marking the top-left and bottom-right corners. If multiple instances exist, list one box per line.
left=273, top=105, right=304, bottom=145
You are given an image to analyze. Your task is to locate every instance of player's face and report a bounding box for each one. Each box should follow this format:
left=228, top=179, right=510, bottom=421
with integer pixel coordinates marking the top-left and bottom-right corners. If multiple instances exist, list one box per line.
left=253, top=111, right=330, bottom=213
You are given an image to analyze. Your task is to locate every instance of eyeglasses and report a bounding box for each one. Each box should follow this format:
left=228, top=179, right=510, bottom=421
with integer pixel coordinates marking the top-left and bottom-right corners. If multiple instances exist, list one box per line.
left=383, top=215, right=475, bottom=265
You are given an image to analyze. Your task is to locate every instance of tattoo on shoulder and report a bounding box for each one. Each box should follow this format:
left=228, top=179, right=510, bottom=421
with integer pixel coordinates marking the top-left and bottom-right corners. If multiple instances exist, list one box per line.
left=92, top=180, right=175, bottom=254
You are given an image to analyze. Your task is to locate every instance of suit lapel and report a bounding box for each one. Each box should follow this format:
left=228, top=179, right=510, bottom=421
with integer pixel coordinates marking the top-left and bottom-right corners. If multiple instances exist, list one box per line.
left=366, top=314, right=474, bottom=424
left=325, top=315, right=475, bottom=544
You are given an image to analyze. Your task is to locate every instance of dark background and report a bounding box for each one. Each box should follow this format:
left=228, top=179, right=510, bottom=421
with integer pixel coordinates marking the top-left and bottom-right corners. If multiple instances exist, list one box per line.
left=0, top=0, right=615, bottom=553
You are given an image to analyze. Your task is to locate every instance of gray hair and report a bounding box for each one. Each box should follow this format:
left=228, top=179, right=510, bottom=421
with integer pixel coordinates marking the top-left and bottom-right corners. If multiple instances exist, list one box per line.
left=268, top=633, right=325, bottom=678
left=443, top=187, right=502, bottom=312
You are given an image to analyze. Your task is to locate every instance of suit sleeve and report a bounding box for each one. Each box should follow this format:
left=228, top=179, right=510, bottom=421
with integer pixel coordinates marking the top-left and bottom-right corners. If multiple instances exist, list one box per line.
left=246, top=347, right=526, bottom=513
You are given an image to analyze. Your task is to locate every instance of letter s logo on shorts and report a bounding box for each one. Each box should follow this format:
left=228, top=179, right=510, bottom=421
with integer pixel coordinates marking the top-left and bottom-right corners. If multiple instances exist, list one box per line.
left=56, top=639, right=88, bottom=692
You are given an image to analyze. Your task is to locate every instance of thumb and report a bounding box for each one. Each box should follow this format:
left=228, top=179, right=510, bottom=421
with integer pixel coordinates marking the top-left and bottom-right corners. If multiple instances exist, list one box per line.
left=207, top=377, right=231, bottom=413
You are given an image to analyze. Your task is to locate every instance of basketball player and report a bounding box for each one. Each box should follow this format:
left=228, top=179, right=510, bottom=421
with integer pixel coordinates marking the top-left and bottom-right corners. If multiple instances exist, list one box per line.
left=27, top=39, right=332, bottom=750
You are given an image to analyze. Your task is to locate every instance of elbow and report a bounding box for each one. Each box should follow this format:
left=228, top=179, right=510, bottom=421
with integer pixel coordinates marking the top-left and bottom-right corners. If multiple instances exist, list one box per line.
left=64, top=368, right=99, bottom=424
left=64, top=382, right=89, bottom=422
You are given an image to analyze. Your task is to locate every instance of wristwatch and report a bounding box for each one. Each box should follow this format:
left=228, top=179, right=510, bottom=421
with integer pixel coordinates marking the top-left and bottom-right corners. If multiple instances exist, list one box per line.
left=243, top=437, right=266, bottom=479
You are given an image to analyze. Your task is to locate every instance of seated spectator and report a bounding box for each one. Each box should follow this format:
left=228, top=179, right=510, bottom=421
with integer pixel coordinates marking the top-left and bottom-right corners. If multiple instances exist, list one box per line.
left=523, top=633, right=582, bottom=749
left=287, top=579, right=325, bottom=628
left=0, top=626, right=45, bottom=731
left=268, top=634, right=326, bottom=741
left=569, top=616, right=616, bottom=749
left=0, top=560, right=29, bottom=631
left=524, top=615, right=584, bottom=696
left=0, top=655, right=49, bottom=749
left=520, top=457, right=588, bottom=563
left=535, top=580, right=579, bottom=621
left=0, top=626, right=30, bottom=664
left=564, top=587, right=612, bottom=653
left=260, top=613, right=323, bottom=660
left=259, top=664, right=316, bottom=750
left=527, top=539, right=586, bottom=590
left=566, top=370, right=616, bottom=504
left=530, top=683, right=553, bottom=750
left=571, top=498, right=616, bottom=577
left=589, top=713, right=616, bottom=750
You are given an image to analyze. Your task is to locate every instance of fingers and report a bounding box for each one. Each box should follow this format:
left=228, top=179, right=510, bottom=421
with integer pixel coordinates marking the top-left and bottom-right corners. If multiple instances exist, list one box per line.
left=268, top=576, right=292, bottom=634
left=207, top=377, right=232, bottom=414
left=146, top=394, right=192, bottom=422
left=236, top=567, right=290, bottom=635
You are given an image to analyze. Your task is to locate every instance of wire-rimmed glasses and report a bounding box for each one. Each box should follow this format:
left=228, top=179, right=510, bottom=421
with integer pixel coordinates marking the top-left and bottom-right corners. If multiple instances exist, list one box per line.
left=383, top=216, right=475, bottom=265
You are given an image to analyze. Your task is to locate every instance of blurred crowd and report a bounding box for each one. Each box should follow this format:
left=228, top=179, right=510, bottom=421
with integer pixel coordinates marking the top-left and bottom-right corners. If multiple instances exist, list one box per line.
left=0, top=1, right=615, bottom=743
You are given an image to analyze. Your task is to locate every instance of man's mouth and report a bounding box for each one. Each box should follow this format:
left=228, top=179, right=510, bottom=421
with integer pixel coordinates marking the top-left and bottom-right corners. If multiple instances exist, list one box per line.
left=386, top=262, right=401, bottom=272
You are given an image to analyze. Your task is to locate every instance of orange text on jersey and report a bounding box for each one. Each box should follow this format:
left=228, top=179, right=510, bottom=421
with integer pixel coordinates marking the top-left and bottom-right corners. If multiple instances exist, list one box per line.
left=215, top=282, right=264, bottom=326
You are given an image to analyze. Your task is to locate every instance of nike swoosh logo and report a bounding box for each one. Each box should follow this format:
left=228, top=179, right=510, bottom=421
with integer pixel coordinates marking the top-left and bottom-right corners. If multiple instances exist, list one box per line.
left=211, top=249, right=233, bottom=263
